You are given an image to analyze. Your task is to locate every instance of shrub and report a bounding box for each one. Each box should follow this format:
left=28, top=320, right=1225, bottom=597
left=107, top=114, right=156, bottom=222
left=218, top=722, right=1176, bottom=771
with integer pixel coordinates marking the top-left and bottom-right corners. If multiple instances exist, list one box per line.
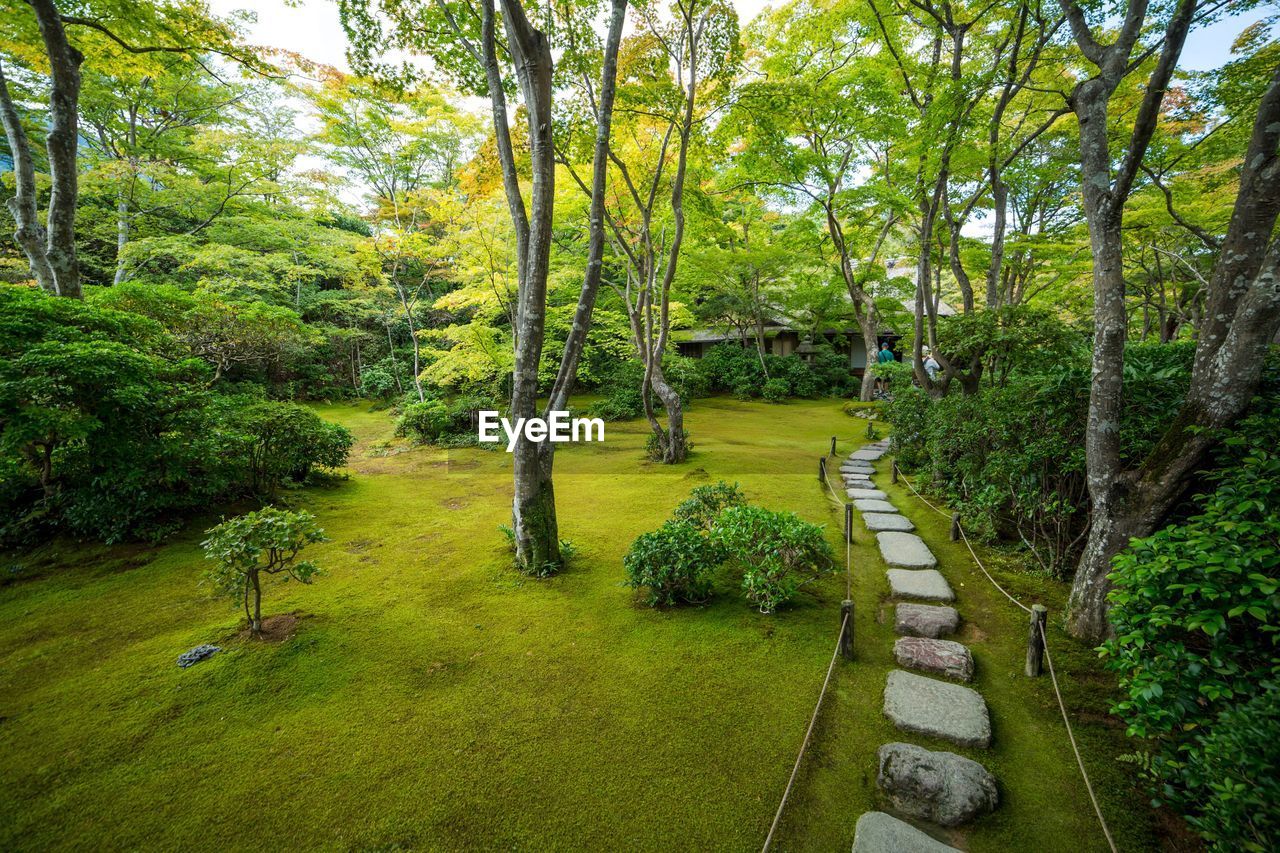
left=202, top=507, right=326, bottom=636
left=713, top=505, right=834, bottom=612
left=236, top=402, right=353, bottom=494
left=1103, top=407, right=1280, bottom=851
left=762, top=378, right=789, bottom=403
left=359, top=361, right=401, bottom=399
left=672, top=481, right=746, bottom=530
left=623, top=520, right=722, bottom=606
left=395, top=396, right=487, bottom=444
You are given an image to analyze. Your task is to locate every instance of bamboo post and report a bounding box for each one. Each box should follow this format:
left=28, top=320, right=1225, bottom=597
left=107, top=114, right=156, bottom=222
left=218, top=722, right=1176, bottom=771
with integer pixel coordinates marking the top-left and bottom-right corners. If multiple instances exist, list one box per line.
left=819, top=457, right=826, bottom=483
left=845, top=503, right=854, bottom=543
left=839, top=600, right=854, bottom=660
left=830, top=435, right=837, bottom=457
left=1025, top=605, right=1048, bottom=677
left=891, top=459, right=899, bottom=484
left=950, top=513, right=961, bottom=541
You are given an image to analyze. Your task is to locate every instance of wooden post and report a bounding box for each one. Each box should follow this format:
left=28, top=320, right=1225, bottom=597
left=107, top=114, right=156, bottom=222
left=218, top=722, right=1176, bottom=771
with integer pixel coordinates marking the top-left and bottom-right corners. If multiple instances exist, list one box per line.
left=844, top=503, right=854, bottom=543
left=839, top=600, right=854, bottom=660
left=1025, top=605, right=1048, bottom=677
left=891, top=459, right=899, bottom=484
left=819, top=457, right=826, bottom=483
left=950, top=513, right=961, bottom=541
left=830, top=435, right=837, bottom=457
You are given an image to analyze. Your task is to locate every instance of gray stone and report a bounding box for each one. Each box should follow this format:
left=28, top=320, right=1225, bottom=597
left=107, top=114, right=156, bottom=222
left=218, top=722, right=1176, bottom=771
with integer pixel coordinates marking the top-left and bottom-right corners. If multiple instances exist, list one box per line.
left=841, top=464, right=876, bottom=475
left=851, top=811, right=959, bottom=853
left=864, top=513, right=915, bottom=532
left=844, top=477, right=875, bottom=491
left=886, top=569, right=954, bottom=601
left=877, top=743, right=999, bottom=827
left=177, top=644, right=222, bottom=669
left=895, top=604, right=960, bottom=638
left=847, top=488, right=888, bottom=500
left=883, top=670, right=991, bottom=748
left=894, top=637, right=974, bottom=681
left=850, top=448, right=886, bottom=461
left=854, top=498, right=898, bottom=513
left=877, top=532, right=937, bottom=568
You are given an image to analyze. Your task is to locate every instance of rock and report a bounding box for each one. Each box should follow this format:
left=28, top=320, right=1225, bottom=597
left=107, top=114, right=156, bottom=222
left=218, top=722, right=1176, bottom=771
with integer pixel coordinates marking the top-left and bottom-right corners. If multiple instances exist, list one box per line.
left=841, top=463, right=876, bottom=475
left=876, top=743, right=999, bottom=827
left=854, top=499, right=898, bottom=513
left=844, top=477, right=875, bottom=491
left=895, top=603, right=960, bottom=638
left=851, top=811, right=959, bottom=853
left=883, top=670, right=992, bottom=748
left=894, top=637, right=974, bottom=681
left=847, top=488, right=888, bottom=500
left=177, top=644, right=222, bottom=669
left=850, top=448, right=886, bottom=461
left=886, top=569, right=954, bottom=601
left=864, top=513, right=914, bottom=532
left=877, top=532, right=937, bottom=568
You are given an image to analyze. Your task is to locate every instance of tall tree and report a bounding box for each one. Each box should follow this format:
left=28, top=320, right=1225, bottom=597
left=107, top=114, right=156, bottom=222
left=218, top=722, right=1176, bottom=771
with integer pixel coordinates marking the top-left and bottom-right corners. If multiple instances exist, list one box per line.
left=340, top=0, right=628, bottom=573
left=1058, top=0, right=1280, bottom=641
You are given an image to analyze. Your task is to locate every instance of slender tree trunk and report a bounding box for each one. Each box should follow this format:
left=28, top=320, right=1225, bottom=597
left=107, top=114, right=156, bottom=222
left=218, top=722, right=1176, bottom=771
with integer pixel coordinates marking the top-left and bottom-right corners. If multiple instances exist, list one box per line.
left=113, top=194, right=130, bottom=285
left=250, top=570, right=262, bottom=636
left=0, top=62, right=58, bottom=294
left=650, top=363, right=686, bottom=463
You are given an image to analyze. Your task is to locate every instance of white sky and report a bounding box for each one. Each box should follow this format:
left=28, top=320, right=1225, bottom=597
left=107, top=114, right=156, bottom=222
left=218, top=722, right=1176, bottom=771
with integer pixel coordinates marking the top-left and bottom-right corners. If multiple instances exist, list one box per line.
left=210, top=0, right=1268, bottom=75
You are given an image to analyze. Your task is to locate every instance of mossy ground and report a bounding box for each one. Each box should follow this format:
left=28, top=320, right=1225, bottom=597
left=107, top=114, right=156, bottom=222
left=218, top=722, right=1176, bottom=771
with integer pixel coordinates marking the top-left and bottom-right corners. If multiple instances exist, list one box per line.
left=0, top=398, right=1161, bottom=851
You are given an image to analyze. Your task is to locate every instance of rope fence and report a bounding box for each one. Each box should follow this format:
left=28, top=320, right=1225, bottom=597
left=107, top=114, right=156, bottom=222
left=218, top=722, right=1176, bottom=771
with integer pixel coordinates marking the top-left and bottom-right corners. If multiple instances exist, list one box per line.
left=894, top=463, right=1119, bottom=853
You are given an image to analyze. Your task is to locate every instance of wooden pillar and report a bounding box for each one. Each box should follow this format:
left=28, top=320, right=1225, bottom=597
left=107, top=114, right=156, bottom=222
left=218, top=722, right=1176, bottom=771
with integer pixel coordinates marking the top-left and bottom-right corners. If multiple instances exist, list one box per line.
left=830, top=435, right=837, bottom=457
left=839, top=600, right=854, bottom=660
left=845, top=503, right=854, bottom=543
left=819, top=457, right=827, bottom=483
left=950, top=513, right=961, bottom=541
left=891, top=460, right=899, bottom=484
left=1025, top=605, right=1048, bottom=677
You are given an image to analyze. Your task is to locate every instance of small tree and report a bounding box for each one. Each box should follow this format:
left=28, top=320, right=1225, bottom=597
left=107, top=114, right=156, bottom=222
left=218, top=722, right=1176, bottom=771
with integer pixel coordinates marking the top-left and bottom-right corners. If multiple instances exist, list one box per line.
left=202, top=507, right=326, bottom=637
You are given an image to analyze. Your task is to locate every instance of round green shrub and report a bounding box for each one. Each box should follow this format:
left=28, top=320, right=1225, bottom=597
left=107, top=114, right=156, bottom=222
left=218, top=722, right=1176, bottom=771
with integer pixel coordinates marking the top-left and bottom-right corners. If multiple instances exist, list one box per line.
left=672, top=481, right=746, bottom=530
left=712, top=505, right=834, bottom=612
left=623, top=520, right=723, bottom=607
left=762, top=378, right=789, bottom=403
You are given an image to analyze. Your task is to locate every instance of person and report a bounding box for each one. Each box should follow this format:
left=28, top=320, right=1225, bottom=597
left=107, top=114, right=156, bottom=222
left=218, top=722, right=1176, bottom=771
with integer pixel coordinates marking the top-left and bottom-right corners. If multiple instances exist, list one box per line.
left=874, top=341, right=896, bottom=394
left=923, top=347, right=941, bottom=382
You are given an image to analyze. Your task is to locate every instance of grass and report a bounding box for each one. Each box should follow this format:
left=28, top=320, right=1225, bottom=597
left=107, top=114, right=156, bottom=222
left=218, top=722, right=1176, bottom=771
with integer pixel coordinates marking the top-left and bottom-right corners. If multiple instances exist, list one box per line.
left=0, top=397, right=1162, bottom=851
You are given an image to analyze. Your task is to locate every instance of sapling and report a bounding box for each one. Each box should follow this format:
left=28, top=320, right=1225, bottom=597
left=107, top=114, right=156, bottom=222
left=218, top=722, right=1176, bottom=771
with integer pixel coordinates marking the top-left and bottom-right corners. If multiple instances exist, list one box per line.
left=202, top=507, right=326, bottom=637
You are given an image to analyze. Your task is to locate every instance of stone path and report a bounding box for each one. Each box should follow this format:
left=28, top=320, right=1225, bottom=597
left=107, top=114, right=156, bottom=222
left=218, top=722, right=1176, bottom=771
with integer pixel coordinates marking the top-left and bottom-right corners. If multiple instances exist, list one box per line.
left=841, top=439, right=1000, bottom=852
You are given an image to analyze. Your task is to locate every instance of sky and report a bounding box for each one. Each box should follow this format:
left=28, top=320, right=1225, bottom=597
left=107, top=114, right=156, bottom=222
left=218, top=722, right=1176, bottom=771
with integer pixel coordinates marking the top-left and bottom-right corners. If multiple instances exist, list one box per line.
left=209, top=0, right=1271, bottom=76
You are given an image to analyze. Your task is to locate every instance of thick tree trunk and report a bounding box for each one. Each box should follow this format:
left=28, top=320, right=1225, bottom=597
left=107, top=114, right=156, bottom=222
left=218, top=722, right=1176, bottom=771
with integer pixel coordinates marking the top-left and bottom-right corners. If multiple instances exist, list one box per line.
left=650, top=364, right=687, bottom=464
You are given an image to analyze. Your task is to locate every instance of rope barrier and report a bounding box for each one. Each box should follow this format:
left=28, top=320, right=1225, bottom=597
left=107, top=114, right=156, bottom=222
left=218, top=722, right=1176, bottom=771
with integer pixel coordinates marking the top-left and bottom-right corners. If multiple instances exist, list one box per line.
left=821, top=451, right=852, bottom=600
left=896, top=465, right=1117, bottom=852
left=761, top=610, right=849, bottom=853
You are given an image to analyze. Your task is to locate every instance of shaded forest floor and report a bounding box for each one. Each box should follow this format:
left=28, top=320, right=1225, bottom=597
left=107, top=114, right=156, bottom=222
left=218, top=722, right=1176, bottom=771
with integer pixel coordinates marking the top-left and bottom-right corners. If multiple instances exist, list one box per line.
left=0, top=397, right=1167, bottom=850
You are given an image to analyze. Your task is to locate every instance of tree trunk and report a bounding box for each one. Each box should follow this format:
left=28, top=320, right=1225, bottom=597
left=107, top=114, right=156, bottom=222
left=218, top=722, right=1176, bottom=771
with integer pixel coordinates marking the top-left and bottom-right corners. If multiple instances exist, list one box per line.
left=113, top=194, right=130, bottom=285
left=250, top=570, right=263, bottom=636
left=0, top=61, right=58, bottom=294
left=650, top=363, right=687, bottom=464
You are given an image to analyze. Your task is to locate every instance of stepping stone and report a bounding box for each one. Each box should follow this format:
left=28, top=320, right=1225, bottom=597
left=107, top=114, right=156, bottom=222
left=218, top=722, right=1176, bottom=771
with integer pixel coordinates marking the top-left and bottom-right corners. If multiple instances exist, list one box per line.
left=853, top=498, right=898, bottom=513
left=851, top=811, right=959, bottom=853
left=841, top=462, right=875, bottom=474
left=887, top=569, right=954, bottom=602
left=895, top=603, right=960, bottom=638
left=883, top=670, right=991, bottom=748
left=844, top=478, right=875, bottom=491
left=877, top=532, right=937, bottom=568
left=847, top=488, right=888, bottom=500
left=894, top=637, right=974, bottom=681
left=877, top=743, right=999, bottom=827
left=849, top=448, right=885, bottom=461
left=864, top=513, right=914, bottom=532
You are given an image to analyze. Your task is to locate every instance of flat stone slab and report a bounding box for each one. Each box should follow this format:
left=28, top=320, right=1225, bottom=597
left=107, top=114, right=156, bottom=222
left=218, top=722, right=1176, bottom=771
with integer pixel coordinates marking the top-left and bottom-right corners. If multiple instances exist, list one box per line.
left=877, top=743, right=999, bottom=827
left=864, top=513, right=915, bottom=532
left=844, top=478, right=875, bottom=491
left=851, top=811, right=959, bottom=853
left=887, top=569, right=954, bottom=601
left=847, top=488, right=888, bottom=500
left=841, top=463, right=876, bottom=475
left=849, top=448, right=885, bottom=461
left=877, top=532, right=937, bottom=568
left=883, top=670, right=991, bottom=748
left=895, top=603, right=960, bottom=638
left=894, top=637, right=974, bottom=681
left=854, top=499, right=898, bottom=513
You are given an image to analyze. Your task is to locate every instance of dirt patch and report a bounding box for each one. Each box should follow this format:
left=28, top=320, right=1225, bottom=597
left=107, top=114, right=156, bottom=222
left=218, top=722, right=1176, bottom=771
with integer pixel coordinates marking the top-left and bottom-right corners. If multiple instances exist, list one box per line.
left=236, top=612, right=304, bottom=643
left=345, top=538, right=378, bottom=553
left=959, top=622, right=989, bottom=643
left=443, top=498, right=469, bottom=510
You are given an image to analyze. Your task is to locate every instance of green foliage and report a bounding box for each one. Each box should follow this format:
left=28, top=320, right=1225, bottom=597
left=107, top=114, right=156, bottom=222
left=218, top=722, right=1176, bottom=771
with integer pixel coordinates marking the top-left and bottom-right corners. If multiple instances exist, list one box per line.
left=1103, top=408, right=1280, bottom=851
left=201, top=507, right=327, bottom=632
left=394, top=395, right=488, bottom=444
left=671, top=481, right=746, bottom=530
left=236, top=402, right=353, bottom=495
left=623, top=520, right=723, bottom=607
left=762, top=377, right=789, bottom=403
left=711, top=505, right=834, bottom=613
